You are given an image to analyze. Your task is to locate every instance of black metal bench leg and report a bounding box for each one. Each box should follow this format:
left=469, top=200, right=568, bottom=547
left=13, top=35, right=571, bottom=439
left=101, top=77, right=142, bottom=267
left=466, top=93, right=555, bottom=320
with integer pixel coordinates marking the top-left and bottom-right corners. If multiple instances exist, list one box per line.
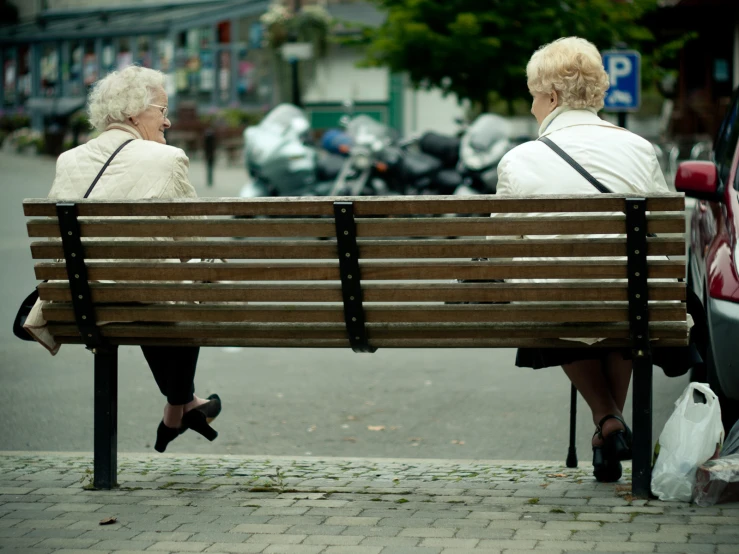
left=93, top=347, right=118, bottom=490
left=566, top=384, right=578, bottom=468
left=631, top=355, right=653, bottom=498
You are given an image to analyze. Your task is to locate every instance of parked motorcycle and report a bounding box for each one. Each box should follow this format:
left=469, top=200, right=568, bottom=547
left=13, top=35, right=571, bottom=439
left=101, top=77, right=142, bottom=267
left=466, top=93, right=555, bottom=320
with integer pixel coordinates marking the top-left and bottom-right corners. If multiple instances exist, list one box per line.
left=239, top=103, right=345, bottom=198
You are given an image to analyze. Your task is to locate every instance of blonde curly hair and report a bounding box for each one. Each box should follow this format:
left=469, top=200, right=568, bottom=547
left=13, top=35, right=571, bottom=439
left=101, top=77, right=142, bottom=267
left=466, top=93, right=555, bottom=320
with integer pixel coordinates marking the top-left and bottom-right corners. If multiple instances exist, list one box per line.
left=526, top=37, right=610, bottom=111
left=87, top=65, right=165, bottom=132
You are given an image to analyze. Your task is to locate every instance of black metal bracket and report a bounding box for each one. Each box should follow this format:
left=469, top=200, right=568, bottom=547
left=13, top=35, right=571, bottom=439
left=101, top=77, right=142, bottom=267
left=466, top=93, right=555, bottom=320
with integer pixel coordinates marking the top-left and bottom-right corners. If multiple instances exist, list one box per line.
left=625, top=198, right=651, bottom=356
left=333, top=201, right=376, bottom=353
left=56, top=202, right=107, bottom=352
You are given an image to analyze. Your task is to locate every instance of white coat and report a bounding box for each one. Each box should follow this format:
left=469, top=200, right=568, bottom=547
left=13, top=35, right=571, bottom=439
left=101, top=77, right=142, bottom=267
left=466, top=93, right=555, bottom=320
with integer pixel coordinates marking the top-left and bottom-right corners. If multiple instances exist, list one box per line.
left=48, top=123, right=196, bottom=200
left=25, top=124, right=199, bottom=355
left=497, top=107, right=668, bottom=195
left=494, top=107, right=670, bottom=344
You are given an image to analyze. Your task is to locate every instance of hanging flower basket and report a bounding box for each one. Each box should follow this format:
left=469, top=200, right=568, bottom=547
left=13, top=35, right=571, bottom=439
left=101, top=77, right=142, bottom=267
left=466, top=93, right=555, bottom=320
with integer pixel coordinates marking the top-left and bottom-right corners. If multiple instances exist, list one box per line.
left=260, top=4, right=292, bottom=50
left=260, top=3, right=333, bottom=58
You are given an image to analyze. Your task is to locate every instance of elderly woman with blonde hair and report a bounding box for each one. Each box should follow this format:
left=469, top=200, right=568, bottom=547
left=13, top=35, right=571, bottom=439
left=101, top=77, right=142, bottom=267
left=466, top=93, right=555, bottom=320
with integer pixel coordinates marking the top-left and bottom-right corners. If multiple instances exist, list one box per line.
left=496, top=37, right=669, bottom=482
left=44, top=65, right=222, bottom=453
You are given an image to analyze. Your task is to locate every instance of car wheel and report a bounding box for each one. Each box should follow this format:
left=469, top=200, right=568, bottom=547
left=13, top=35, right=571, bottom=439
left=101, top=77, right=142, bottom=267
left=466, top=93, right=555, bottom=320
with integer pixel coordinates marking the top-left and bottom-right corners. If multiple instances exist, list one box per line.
left=687, top=251, right=709, bottom=383
left=705, top=311, right=739, bottom=434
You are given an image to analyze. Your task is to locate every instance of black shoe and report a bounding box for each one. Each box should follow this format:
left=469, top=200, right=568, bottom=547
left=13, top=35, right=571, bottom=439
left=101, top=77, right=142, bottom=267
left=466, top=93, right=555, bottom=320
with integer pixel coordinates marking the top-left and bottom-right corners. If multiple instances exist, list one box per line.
left=154, top=421, right=184, bottom=453
left=592, top=429, right=623, bottom=482
left=192, top=394, right=222, bottom=423
left=593, top=445, right=623, bottom=482
left=182, top=409, right=218, bottom=441
left=598, top=414, right=633, bottom=461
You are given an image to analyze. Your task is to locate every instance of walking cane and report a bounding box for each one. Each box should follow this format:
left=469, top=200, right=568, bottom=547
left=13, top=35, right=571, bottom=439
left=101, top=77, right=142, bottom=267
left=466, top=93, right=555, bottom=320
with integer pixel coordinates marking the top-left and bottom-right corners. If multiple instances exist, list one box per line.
left=566, top=384, right=578, bottom=467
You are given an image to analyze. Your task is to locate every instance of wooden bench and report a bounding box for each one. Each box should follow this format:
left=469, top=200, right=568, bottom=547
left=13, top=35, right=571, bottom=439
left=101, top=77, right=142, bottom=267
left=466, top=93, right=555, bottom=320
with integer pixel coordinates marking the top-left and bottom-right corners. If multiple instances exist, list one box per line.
left=23, top=193, right=689, bottom=496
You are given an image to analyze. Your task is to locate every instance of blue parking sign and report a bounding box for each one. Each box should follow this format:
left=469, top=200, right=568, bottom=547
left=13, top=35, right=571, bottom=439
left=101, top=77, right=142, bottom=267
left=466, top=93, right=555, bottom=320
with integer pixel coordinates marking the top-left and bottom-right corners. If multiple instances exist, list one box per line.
left=602, top=50, right=641, bottom=112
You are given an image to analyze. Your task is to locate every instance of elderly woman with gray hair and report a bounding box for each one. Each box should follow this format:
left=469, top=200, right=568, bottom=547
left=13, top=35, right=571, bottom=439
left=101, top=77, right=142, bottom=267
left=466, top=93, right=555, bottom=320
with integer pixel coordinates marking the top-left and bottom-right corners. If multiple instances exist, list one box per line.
left=45, top=65, right=221, bottom=453
left=496, top=37, right=669, bottom=482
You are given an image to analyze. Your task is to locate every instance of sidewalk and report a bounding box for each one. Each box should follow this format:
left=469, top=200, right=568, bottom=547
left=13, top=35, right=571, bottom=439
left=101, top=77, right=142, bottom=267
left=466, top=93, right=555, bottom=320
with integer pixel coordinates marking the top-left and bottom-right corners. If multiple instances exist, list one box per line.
left=0, top=453, right=737, bottom=554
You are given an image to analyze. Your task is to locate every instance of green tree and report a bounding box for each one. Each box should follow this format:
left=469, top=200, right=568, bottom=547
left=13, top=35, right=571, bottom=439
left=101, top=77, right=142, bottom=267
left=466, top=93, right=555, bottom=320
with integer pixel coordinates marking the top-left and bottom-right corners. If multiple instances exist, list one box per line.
left=359, top=0, right=665, bottom=112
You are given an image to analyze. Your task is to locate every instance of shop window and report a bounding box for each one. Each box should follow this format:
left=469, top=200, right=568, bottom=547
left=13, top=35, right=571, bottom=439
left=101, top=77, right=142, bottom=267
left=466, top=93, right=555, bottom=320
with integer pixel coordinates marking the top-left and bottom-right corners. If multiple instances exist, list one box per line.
left=156, top=38, right=173, bottom=72
left=117, top=38, right=133, bottom=70
left=68, top=41, right=84, bottom=95
left=17, top=46, right=30, bottom=102
left=237, top=47, right=272, bottom=108
left=3, top=50, right=17, bottom=106
left=40, top=44, right=59, bottom=97
left=83, top=42, right=98, bottom=87
left=101, top=39, right=115, bottom=76
left=137, top=36, right=152, bottom=68
left=218, top=50, right=231, bottom=104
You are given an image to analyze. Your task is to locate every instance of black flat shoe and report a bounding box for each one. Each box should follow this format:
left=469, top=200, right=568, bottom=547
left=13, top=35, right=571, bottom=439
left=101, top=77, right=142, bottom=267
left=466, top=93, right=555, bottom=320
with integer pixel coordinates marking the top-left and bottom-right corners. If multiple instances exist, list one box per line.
left=154, top=421, right=185, bottom=453
left=182, top=409, right=218, bottom=442
left=192, top=394, right=221, bottom=423
left=598, top=414, right=633, bottom=461
left=592, top=430, right=622, bottom=482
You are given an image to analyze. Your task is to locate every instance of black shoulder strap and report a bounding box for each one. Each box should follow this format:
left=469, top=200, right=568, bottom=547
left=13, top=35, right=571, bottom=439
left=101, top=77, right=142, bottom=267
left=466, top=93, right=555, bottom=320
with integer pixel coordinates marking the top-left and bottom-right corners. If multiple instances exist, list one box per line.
left=538, top=136, right=612, bottom=193
left=83, top=138, right=134, bottom=198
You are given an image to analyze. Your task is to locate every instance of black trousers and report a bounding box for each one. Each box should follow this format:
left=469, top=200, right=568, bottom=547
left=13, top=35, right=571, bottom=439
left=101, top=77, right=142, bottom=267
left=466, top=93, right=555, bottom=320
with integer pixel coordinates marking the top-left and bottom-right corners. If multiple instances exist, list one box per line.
left=141, top=346, right=200, bottom=405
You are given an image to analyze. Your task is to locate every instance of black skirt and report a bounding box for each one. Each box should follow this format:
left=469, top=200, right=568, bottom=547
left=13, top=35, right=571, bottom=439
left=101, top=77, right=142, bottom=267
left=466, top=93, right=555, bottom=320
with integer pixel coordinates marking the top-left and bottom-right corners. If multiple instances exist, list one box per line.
left=516, top=346, right=632, bottom=370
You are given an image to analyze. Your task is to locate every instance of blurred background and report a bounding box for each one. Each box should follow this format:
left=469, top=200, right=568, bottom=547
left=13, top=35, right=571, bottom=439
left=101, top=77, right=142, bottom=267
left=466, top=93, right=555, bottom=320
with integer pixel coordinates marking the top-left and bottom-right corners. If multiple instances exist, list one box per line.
left=0, top=0, right=734, bottom=460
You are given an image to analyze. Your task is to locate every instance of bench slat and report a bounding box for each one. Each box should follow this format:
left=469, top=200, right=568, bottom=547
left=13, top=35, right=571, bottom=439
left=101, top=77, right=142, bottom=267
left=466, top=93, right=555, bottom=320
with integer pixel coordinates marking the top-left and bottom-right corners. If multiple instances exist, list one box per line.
left=46, top=321, right=688, bottom=340
left=37, top=281, right=686, bottom=303
left=30, top=237, right=686, bottom=260
left=33, top=259, right=686, bottom=281
left=23, top=194, right=686, bottom=217
left=40, top=302, right=687, bottom=324
left=44, top=336, right=691, bottom=348
left=26, top=213, right=685, bottom=238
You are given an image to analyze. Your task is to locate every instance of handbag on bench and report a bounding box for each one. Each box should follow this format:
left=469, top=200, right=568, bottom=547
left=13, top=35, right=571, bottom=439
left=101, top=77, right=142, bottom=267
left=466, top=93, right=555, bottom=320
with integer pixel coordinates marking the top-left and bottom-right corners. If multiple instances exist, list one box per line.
left=12, top=139, right=133, bottom=342
left=538, top=136, right=703, bottom=377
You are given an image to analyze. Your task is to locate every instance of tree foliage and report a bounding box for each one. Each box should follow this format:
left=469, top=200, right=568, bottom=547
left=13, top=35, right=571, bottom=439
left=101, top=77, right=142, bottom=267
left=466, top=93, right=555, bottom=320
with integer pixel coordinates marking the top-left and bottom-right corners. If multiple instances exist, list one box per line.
left=359, top=0, right=672, bottom=111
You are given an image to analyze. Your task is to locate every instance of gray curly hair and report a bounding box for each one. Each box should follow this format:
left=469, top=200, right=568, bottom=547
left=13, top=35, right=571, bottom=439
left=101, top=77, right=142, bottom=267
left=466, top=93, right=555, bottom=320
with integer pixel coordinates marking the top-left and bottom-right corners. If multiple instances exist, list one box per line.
left=526, top=37, right=610, bottom=111
left=87, top=65, right=166, bottom=132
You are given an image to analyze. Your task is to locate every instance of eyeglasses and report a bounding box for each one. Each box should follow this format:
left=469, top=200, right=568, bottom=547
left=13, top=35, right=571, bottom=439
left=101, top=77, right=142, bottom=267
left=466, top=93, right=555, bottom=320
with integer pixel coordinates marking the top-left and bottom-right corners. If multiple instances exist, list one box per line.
left=149, top=104, right=169, bottom=118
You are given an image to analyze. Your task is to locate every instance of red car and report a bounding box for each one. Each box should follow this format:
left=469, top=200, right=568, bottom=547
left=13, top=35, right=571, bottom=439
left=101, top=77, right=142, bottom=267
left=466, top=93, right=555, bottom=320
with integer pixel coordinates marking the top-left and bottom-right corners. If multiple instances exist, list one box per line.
left=676, top=88, right=739, bottom=432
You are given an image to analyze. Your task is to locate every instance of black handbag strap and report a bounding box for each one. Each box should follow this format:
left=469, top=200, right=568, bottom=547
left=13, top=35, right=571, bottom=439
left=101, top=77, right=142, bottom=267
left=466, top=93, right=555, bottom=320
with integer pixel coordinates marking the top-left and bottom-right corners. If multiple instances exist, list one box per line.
left=538, top=136, right=612, bottom=193
left=83, top=139, right=134, bottom=198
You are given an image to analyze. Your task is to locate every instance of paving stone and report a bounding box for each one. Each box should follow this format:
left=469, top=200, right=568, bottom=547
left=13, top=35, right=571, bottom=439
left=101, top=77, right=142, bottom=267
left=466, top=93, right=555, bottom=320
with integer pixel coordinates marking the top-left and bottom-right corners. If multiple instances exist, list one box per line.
left=262, top=546, right=324, bottom=554
left=34, top=537, right=103, bottom=549
left=204, top=544, right=266, bottom=553
left=245, top=534, right=308, bottom=545
left=147, top=541, right=212, bottom=551
left=398, top=528, right=456, bottom=538
left=589, top=542, right=659, bottom=552
left=302, top=534, right=363, bottom=545
left=323, top=546, right=383, bottom=554
left=359, top=536, right=421, bottom=547
left=378, top=548, right=443, bottom=554
left=189, top=532, right=253, bottom=543
left=631, top=531, right=688, bottom=543
left=134, top=531, right=194, bottom=541
left=230, top=524, right=291, bottom=534
left=689, top=534, right=739, bottom=544
left=287, top=525, right=346, bottom=535
left=656, top=544, right=717, bottom=553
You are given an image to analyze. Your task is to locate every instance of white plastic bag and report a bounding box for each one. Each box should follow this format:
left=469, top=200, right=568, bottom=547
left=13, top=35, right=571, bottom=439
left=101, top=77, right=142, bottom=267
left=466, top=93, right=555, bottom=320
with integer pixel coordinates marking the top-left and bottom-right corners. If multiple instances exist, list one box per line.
left=651, top=382, right=724, bottom=501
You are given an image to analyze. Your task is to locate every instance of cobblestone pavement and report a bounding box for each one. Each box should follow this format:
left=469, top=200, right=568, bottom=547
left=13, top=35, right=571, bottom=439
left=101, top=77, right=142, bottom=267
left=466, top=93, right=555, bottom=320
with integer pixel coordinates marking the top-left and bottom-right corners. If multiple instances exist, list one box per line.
left=0, top=453, right=737, bottom=554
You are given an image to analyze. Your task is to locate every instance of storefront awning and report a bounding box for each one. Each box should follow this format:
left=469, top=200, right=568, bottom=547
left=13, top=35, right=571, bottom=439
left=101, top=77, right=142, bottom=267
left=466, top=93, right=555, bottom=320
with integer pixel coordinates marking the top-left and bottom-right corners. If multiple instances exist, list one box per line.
left=25, top=97, right=86, bottom=117
left=0, top=0, right=268, bottom=44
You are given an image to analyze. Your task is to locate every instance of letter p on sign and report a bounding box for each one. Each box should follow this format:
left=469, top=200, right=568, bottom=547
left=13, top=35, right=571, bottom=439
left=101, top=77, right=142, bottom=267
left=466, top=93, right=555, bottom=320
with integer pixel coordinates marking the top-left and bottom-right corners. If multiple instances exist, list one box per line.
left=602, top=50, right=641, bottom=111
left=608, top=55, right=632, bottom=86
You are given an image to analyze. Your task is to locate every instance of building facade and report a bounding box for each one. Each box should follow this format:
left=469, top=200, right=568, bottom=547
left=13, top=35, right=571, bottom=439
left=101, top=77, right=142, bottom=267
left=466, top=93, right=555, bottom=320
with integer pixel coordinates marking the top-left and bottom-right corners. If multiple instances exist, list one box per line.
left=0, top=0, right=468, bottom=137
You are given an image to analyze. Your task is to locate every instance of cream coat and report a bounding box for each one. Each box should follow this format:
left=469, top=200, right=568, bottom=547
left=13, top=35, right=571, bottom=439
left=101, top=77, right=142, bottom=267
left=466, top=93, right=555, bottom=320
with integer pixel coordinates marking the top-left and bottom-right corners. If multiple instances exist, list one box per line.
left=25, top=124, right=199, bottom=355
left=497, top=107, right=668, bottom=195
left=494, top=107, right=671, bottom=344
left=48, top=124, right=196, bottom=200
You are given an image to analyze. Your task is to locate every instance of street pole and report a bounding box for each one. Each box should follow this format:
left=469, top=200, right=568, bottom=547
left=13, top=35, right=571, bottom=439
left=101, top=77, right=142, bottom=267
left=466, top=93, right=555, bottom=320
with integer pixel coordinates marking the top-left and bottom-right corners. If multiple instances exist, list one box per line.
left=291, top=0, right=303, bottom=108
left=618, top=112, right=627, bottom=129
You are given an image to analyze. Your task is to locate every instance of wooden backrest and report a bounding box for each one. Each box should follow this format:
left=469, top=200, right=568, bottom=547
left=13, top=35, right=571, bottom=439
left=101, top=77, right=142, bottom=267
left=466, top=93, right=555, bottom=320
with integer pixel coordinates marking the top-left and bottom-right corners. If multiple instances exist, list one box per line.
left=23, top=194, right=688, bottom=349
